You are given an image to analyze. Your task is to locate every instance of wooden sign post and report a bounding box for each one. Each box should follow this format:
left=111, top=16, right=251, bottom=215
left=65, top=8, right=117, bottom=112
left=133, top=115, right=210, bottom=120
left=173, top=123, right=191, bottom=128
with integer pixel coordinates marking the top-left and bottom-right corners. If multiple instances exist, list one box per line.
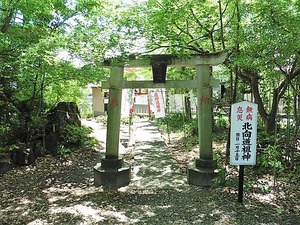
left=230, top=101, right=258, bottom=203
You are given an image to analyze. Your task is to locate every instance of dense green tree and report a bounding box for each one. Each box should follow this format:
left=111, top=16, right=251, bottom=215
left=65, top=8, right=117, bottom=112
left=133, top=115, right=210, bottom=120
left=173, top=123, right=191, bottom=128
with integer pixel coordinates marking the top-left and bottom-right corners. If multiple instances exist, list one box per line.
left=0, top=0, right=113, bottom=147
left=1, top=0, right=299, bottom=155
left=118, top=0, right=300, bottom=134
left=236, top=0, right=300, bottom=133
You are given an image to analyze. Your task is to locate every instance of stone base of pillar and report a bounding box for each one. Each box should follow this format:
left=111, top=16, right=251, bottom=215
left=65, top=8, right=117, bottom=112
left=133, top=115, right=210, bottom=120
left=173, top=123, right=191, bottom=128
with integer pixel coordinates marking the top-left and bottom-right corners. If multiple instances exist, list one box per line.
left=94, top=158, right=131, bottom=188
left=187, top=159, right=225, bottom=187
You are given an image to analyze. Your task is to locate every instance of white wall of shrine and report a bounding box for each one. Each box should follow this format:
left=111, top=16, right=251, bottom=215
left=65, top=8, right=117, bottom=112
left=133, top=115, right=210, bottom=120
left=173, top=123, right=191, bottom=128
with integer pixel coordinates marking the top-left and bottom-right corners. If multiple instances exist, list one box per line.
left=91, top=86, right=225, bottom=117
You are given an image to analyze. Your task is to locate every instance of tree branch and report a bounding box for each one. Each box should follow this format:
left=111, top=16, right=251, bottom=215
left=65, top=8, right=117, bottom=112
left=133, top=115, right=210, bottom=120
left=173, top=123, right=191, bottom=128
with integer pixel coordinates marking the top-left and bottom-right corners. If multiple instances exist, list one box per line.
left=241, top=69, right=269, bottom=120
left=49, top=12, right=79, bottom=30
left=1, top=10, right=14, bottom=33
left=218, top=0, right=226, bottom=50
left=189, top=8, right=210, bottom=34
left=173, top=20, right=202, bottom=51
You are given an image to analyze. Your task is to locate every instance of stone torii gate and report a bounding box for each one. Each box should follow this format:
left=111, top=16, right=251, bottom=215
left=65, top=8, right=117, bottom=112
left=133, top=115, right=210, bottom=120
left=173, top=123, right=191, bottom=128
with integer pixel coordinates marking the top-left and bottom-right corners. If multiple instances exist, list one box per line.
left=94, top=51, right=228, bottom=187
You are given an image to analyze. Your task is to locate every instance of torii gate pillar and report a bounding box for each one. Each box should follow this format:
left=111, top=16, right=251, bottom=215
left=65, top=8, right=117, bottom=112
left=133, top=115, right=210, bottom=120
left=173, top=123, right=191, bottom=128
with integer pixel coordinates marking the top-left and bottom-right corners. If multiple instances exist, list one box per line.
left=187, top=65, right=225, bottom=187
left=94, top=67, right=131, bottom=187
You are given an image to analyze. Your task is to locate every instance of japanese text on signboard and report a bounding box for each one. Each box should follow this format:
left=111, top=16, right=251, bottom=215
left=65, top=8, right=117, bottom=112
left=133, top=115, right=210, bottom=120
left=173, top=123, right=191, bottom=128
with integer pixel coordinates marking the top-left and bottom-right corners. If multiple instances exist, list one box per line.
left=230, top=101, right=257, bottom=165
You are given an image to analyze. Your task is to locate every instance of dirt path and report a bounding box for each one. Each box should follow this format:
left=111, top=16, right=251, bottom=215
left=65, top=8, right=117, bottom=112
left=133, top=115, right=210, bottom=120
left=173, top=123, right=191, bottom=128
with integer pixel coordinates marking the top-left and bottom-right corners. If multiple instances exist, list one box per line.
left=127, top=119, right=188, bottom=190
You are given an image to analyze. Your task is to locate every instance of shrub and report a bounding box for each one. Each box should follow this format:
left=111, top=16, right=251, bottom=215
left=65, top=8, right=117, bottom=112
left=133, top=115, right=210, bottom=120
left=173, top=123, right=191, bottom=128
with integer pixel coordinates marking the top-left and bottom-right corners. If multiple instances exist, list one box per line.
left=156, top=113, right=186, bottom=133
left=0, top=124, right=11, bottom=149
left=183, top=118, right=198, bottom=136
left=95, top=115, right=107, bottom=124
left=121, top=116, right=131, bottom=125
left=58, top=145, right=71, bottom=156
left=258, top=144, right=284, bottom=173
left=213, top=116, right=229, bottom=132
left=60, top=124, right=96, bottom=148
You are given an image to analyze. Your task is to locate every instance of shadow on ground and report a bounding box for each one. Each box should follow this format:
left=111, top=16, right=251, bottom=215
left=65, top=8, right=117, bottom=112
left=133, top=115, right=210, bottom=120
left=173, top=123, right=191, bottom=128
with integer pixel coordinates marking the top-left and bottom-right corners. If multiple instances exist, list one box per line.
left=1, top=153, right=298, bottom=225
left=0, top=119, right=299, bottom=224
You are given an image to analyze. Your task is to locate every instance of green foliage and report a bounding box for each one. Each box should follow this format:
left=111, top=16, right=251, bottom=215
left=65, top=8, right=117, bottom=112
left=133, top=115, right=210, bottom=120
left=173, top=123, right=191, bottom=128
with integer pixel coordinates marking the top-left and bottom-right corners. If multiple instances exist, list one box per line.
left=94, top=115, right=133, bottom=126
left=257, top=131, right=277, bottom=149
left=95, top=115, right=107, bottom=124
left=121, top=116, right=133, bottom=125
left=83, top=136, right=99, bottom=150
left=256, top=125, right=299, bottom=178
left=58, top=145, right=72, bottom=156
left=81, top=111, right=94, bottom=119
left=214, top=148, right=223, bottom=162
left=156, top=113, right=186, bottom=133
left=213, top=116, right=229, bottom=131
left=211, top=167, right=225, bottom=186
left=60, top=124, right=98, bottom=149
left=7, top=142, right=25, bottom=152
left=0, top=0, right=112, bottom=154
left=156, top=113, right=199, bottom=150
left=183, top=118, right=198, bottom=137
left=257, top=144, right=286, bottom=189
left=0, top=124, right=12, bottom=147
left=289, top=164, right=300, bottom=181
left=156, top=113, right=198, bottom=136
left=258, top=145, right=284, bottom=173
left=119, top=0, right=300, bottom=135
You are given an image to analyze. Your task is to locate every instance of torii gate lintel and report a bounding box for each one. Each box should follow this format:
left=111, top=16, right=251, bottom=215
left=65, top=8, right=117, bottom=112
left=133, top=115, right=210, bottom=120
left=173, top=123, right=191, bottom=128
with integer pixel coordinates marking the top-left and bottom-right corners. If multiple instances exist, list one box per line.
left=94, top=51, right=227, bottom=188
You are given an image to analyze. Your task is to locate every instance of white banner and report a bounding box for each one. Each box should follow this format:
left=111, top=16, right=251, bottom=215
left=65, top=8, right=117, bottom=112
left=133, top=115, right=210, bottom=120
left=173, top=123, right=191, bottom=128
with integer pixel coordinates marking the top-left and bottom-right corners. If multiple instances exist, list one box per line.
left=230, top=101, right=258, bottom=165
left=152, top=89, right=165, bottom=118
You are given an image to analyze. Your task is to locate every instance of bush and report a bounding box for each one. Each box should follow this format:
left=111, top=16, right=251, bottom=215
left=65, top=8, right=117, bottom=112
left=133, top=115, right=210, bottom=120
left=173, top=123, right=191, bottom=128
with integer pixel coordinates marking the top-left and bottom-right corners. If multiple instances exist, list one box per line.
left=95, top=115, right=107, bottom=124
left=183, top=118, right=198, bottom=136
left=258, top=144, right=284, bottom=173
left=60, top=124, right=97, bottom=148
left=155, top=113, right=200, bottom=135
left=0, top=124, right=11, bottom=148
left=213, top=116, right=229, bottom=132
left=121, top=116, right=132, bottom=125
left=156, top=113, right=186, bottom=133
left=257, top=131, right=276, bottom=149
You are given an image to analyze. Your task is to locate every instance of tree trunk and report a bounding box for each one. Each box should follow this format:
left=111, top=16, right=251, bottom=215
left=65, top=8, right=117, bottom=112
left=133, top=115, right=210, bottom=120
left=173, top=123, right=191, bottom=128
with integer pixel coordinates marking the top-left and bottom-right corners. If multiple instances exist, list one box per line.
left=290, top=86, right=300, bottom=169
left=225, top=68, right=239, bottom=164
left=250, top=78, right=277, bottom=133
left=265, top=114, right=277, bottom=133
left=184, top=95, right=192, bottom=121
left=1, top=10, right=14, bottom=33
left=225, top=0, right=241, bottom=164
left=241, top=69, right=277, bottom=133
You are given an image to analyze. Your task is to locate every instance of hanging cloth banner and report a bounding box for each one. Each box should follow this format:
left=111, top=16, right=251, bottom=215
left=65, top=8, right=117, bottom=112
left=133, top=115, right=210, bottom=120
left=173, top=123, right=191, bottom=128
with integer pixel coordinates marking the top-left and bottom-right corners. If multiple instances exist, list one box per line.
left=152, top=89, right=165, bottom=118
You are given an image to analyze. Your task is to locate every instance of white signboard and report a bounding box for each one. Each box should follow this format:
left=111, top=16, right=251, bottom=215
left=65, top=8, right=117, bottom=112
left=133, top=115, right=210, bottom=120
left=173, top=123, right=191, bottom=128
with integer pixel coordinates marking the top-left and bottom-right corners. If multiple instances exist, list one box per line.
left=230, top=101, right=258, bottom=165
left=152, top=89, right=165, bottom=118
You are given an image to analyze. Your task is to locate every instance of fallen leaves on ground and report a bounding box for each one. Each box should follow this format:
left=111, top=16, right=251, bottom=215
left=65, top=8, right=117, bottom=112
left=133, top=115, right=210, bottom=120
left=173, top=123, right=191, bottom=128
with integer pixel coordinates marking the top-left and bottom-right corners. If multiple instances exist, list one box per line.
left=0, top=133, right=299, bottom=224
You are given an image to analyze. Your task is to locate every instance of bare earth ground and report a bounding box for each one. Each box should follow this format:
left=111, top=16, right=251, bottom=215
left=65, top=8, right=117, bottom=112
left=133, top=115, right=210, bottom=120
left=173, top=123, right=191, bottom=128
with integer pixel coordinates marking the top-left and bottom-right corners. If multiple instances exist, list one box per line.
left=0, top=119, right=299, bottom=225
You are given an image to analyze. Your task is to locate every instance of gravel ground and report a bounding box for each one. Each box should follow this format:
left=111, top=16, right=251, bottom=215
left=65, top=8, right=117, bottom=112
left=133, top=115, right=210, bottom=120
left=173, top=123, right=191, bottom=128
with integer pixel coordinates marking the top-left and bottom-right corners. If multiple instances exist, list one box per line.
left=0, top=119, right=299, bottom=224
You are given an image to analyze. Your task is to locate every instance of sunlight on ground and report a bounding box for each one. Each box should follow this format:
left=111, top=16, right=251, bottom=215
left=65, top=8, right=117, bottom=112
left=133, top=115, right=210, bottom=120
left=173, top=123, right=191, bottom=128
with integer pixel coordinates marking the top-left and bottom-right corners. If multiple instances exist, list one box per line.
left=42, top=185, right=101, bottom=203
left=2, top=119, right=298, bottom=224
left=252, top=192, right=278, bottom=208
left=39, top=185, right=146, bottom=224
left=27, top=219, right=51, bottom=225
left=47, top=202, right=147, bottom=224
left=48, top=203, right=105, bottom=223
